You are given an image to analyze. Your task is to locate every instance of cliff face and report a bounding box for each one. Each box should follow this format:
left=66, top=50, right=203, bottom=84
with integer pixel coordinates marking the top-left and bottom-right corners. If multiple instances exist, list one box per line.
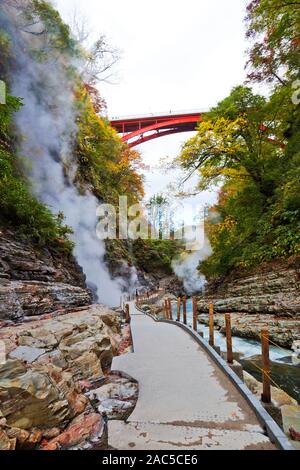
left=0, top=229, right=92, bottom=322
left=197, top=258, right=300, bottom=348
left=198, top=258, right=300, bottom=317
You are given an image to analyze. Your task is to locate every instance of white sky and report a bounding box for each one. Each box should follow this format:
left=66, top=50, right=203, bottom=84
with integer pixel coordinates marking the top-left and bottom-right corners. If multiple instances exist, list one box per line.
left=53, top=0, right=249, bottom=207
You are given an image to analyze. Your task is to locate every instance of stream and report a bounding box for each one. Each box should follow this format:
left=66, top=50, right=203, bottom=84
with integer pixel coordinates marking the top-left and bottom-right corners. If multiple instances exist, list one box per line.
left=172, top=299, right=300, bottom=403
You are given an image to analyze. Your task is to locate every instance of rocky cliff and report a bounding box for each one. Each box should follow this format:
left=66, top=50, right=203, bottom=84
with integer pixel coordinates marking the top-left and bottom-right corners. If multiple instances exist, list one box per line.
left=0, top=229, right=135, bottom=450
left=197, top=258, right=300, bottom=348
left=0, top=229, right=92, bottom=323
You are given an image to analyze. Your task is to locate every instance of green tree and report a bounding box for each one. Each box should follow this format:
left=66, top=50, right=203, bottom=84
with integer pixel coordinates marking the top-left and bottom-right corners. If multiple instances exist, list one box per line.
left=245, top=0, right=300, bottom=84
left=177, top=86, right=300, bottom=277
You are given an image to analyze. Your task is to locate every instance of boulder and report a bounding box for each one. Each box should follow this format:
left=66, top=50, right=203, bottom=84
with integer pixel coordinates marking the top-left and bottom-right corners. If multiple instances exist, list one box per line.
left=0, top=305, right=121, bottom=449
left=0, top=359, right=74, bottom=429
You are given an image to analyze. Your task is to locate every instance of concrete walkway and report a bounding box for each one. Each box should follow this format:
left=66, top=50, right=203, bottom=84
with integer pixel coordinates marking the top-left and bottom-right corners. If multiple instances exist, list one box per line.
left=109, top=302, right=276, bottom=450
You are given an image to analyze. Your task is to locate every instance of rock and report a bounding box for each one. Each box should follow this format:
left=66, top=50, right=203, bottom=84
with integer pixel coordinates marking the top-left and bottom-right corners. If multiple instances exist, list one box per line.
left=160, top=276, right=185, bottom=296
left=9, top=346, right=46, bottom=363
left=6, top=427, right=43, bottom=449
left=93, top=378, right=138, bottom=402
left=0, top=229, right=93, bottom=322
left=0, top=230, right=123, bottom=451
left=98, top=399, right=134, bottom=419
left=0, top=279, right=92, bottom=322
left=292, top=340, right=300, bottom=365
left=0, top=428, right=15, bottom=450
left=0, top=305, right=120, bottom=448
left=198, top=312, right=300, bottom=349
left=197, top=258, right=300, bottom=319
left=40, top=413, right=106, bottom=450
left=0, top=360, right=73, bottom=429
left=90, top=375, right=138, bottom=420
left=0, top=229, right=86, bottom=286
left=281, top=405, right=300, bottom=449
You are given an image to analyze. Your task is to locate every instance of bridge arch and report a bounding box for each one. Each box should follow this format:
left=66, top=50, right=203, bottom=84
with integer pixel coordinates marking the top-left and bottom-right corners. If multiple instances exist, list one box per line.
left=110, top=111, right=204, bottom=148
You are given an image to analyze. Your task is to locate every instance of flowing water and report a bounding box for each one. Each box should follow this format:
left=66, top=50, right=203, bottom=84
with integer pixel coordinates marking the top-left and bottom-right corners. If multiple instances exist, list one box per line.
left=172, top=299, right=300, bottom=403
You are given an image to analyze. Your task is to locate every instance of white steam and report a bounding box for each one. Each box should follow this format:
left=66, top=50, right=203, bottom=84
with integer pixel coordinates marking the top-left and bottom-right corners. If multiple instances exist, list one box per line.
left=172, top=236, right=212, bottom=294
left=2, top=2, right=137, bottom=306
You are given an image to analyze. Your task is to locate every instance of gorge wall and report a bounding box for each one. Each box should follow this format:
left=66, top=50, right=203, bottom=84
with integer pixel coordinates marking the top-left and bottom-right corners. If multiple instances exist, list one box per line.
left=0, top=229, right=92, bottom=323
left=197, top=258, right=300, bottom=348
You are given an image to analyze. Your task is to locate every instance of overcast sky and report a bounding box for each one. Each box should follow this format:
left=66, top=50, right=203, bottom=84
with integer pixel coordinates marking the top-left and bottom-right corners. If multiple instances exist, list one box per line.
left=54, top=0, right=249, bottom=207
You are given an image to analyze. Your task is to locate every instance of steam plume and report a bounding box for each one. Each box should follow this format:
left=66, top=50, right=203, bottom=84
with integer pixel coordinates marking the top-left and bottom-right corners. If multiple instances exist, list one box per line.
left=172, top=236, right=212, bottom=294
left=1, top=2, right=136, bottom=306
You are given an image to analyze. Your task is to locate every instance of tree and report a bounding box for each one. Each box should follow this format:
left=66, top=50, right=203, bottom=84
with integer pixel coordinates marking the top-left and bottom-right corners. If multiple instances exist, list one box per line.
left=245, top=0, right=300, bottom=84
left=178, top=86, right=285, bottom=198
left=148, top=194, right=169, bottom=239
left=2, top=0, right=78, bottom=56
left=177, top=85, right=300, bottom=276
left=69, top=10, right=121, bottom=85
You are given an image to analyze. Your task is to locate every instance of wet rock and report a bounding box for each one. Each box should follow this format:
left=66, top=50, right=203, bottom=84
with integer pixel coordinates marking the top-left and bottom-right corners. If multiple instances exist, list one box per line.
left=90, top=376, right=138, bottom=420
left=40, top=413, right=106, bottom=450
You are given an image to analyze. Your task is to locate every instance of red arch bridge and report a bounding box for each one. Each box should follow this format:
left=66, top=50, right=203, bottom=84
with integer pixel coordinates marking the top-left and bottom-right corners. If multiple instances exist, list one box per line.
left=110, top=110, right=206, bottom=148
left=110, top=110, right=285, bottom=149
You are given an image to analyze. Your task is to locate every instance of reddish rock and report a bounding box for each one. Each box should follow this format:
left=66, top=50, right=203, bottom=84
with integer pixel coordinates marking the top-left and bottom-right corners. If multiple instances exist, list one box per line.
left=0, top=429, right=16, bottom=450
left=41, top=413, right=105, bottom=450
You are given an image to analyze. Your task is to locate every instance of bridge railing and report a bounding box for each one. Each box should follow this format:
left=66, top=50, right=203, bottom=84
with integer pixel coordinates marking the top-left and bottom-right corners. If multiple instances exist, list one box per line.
left=109, top=108, right=209, bottom=121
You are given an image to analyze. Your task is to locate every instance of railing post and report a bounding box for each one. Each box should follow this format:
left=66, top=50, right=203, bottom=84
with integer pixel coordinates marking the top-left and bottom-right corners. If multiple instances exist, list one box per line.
left=164, top=299, right=168, bottom=319
left=192, top=297, right=198, bottom=332
left=183, top=296, right=187, bottom=325
left=125, top=304, right=130, bottom=323
left=261, top=329, right=271, bottom=404
left=209, top=303, right=214, bottom=347
left=168, top=299, right=173, bottom=321
left=177, top=297, right=181, bottom=322
left=225, top=314, right=233, bottom=364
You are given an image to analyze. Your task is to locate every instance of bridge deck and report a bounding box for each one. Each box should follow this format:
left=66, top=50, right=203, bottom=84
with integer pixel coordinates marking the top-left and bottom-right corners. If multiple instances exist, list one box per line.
left=109, top=302, right=276, bottom=450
